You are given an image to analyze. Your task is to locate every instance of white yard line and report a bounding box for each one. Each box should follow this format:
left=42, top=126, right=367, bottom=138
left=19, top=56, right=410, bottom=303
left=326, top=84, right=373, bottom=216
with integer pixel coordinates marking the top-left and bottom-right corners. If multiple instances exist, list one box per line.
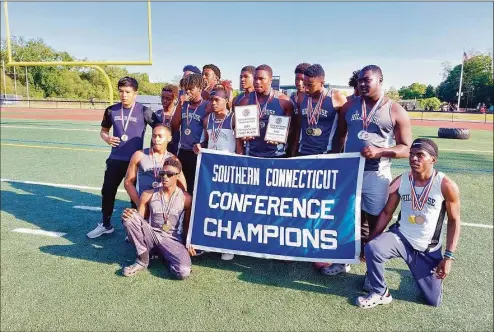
left=12, top=228, right=66, bottom=238
left=0, top=125, right=100, bottom=132
left=1, top=178, right=126, bottom=193
left=441, top=148, right=493, bottom=154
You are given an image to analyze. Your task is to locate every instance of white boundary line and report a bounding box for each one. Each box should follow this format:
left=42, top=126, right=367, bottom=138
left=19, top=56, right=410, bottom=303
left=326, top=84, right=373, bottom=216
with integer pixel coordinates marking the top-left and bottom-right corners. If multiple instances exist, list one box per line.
left=1, top=179, right=492, bottom=230
left=441, top=148, right=493, bottom=154
left=0, top=178, right=126, bottom=193
left=0, top=125, right=100, bottom=132
left=12, top=228, right=66, bottom=238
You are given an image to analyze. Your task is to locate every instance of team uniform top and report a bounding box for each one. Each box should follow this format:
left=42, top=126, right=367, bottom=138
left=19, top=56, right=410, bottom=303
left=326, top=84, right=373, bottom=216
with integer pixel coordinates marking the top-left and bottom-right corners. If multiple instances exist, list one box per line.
left=344, top=96, right=395, bottom=171
left=298, top=89, right=339, bottom=155
left=244, top=91, right=286, bottom=158
left=148, top=188, right=186, bottom=238
left=206, top=112, right=236, bottom=153
left=137, top=148, right=173, bottom=196
left=178, top=100, right=208, bottom=151
left=396, top=170, right=447, bottom=252
left=101, top=102, right=155, bottom=161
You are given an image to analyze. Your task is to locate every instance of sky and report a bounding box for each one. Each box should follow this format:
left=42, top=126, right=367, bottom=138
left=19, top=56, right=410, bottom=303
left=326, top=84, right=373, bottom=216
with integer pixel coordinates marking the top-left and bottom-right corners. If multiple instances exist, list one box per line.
left=1, top=1, right=493, bottom=90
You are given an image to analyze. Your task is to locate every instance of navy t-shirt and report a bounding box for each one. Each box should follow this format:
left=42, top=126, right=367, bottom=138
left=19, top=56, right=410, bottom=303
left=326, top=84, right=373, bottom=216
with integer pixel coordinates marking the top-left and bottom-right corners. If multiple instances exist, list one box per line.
left=101, top=102, right=156, bottom=161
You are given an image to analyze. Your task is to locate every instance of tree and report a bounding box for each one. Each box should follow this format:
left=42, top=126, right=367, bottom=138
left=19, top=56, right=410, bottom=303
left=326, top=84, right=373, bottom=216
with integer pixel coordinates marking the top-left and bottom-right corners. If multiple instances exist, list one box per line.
left=437, top=53, right=493, bottom=107
left=398, top=82, right=427, bottom=99
left=421, top=97, right=441, bottom=111
left=1, top=36, right=170, bottom=100
left=385, top=87, right=400, bottom=101
left=423, top=85, right=436, bottom=98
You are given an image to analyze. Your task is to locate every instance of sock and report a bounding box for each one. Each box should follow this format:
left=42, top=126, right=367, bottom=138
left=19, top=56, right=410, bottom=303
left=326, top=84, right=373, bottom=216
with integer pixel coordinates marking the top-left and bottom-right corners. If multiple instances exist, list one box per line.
left=137, top=251, right=150, bottom=266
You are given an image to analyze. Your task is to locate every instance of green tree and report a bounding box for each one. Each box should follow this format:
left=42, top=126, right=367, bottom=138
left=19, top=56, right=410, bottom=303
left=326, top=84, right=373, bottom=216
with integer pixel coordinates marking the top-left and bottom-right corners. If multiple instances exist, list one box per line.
left=398, top=82, right=427, bottom=99
left=421, top=97, right=441, bottom=111
left=1, top=36, right=170, bottom=101
left=385, top=87, right=400, bottom=101
left=437, top=53, right=493, bottom=107
left=423, top=85, right=436, bottom=98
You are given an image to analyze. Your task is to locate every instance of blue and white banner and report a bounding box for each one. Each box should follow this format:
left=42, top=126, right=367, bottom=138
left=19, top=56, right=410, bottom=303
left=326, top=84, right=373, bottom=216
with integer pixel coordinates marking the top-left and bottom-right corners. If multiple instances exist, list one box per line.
left=187, top=150, right=365, bottom=263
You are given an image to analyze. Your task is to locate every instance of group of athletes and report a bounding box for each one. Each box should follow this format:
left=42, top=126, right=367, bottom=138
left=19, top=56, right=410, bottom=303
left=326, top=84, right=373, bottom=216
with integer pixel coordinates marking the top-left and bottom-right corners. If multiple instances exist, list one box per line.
left=86, top=63, right=462, bottom=309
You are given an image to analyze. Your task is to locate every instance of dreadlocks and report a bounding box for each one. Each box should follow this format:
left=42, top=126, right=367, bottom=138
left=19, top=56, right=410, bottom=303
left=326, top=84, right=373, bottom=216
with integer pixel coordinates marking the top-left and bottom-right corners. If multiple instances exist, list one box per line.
left=181, top=73, right=203, bottom=91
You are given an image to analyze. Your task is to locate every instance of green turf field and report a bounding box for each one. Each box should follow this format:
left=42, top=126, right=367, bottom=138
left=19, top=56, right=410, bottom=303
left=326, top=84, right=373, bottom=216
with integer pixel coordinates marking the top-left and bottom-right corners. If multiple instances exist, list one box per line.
left=1, top=119, right=492, bottom=331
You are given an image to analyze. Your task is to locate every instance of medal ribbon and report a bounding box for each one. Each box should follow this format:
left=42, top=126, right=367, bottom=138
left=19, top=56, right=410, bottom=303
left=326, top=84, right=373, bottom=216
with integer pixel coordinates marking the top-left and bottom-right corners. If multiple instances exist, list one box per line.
left=306, top=89, right=327, bottom=126
left=150, top=150, right=168, bottom=181
left=210, top=112, right=230, bottom=146
left=361, top=93, right=384, bottom=130
left=185, top=100, right=203, bottom=130
left=120, top=103, right=136, bottom=135
left=255, top=90, right=273, bottom=119
left=160, top=189, right=178, bottom=225
left=163, top=102, right=178, bottom=127
left=409, top=170, right=437, bottom=211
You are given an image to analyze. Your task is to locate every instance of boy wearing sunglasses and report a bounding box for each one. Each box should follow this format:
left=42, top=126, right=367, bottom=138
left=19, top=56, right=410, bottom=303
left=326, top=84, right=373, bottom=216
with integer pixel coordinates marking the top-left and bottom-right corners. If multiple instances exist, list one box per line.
left=121, top=157, right=196, bottom=279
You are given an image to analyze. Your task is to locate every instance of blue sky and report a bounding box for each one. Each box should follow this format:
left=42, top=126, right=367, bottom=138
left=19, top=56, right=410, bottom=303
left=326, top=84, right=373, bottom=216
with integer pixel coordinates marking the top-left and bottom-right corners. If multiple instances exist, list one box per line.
left=1, top=1, right=492, bottom=90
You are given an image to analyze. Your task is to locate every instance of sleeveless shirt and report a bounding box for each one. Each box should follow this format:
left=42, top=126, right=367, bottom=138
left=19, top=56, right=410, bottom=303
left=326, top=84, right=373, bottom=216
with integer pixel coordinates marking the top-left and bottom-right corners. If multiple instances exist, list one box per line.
left=397, top=170, right=447, bottom=252
left=206, top=112, right=236, bottom=152
left=298, top=89, right=339, bottom=155
left=137, top=148, right=173, bottom=196
left=344, top=96, right=395, bottom=171
left=148, top=188, right=186, bottom=237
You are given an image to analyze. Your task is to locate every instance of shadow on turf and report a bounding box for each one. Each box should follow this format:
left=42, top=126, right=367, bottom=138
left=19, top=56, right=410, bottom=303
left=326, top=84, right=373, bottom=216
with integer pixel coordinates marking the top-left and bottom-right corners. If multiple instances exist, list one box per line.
left=1, top=181, right=154, bottom=276
left=1, top=181, right=431, bottom=302
left=190, top=253, right=426, bottom=305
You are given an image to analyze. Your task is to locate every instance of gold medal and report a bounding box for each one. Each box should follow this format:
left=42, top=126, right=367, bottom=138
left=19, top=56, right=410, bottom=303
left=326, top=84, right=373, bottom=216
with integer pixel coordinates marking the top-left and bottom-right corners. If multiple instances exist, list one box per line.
left=408, top=214, right=416, bottom=224
left=120, top=134, right=128, bottom=142
left=415, top=215, right=426, bottom=225
left=162, top=223, right=170, bottom=232
left=313, top=128, right=322, bottom=136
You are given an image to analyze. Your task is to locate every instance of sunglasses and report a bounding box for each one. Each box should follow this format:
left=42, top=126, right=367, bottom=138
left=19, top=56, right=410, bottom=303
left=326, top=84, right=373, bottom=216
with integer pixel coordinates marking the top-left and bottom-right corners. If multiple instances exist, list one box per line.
left=159, top=170, right=179, bottom=178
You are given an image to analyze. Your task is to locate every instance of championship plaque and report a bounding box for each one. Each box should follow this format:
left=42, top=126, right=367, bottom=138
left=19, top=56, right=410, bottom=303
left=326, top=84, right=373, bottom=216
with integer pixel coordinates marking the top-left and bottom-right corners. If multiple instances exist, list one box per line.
left=234, top=105, right=260, bottom=138
left=264, top=115, right=291, bottom=144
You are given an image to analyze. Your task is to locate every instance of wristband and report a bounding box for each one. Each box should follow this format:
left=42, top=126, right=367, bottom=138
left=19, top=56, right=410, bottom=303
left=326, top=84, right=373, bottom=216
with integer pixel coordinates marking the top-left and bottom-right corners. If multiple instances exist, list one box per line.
left=444, top=250, right=456, bottom=260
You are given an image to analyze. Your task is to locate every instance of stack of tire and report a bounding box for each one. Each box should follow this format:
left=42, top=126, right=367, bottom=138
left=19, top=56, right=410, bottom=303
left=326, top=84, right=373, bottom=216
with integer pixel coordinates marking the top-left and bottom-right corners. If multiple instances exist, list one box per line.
left=437, top=128, right=470, bottom=139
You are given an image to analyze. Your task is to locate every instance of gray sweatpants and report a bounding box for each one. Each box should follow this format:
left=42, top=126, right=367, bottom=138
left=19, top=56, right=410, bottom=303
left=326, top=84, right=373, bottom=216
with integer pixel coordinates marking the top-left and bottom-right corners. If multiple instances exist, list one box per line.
left=123, top=213, right=192, bottom=279
left=365, top=225, right=444, bottom=306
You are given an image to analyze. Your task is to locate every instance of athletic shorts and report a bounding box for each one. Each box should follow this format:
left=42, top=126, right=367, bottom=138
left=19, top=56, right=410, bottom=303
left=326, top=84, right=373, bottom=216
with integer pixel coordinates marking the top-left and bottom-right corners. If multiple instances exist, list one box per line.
left=361, top=168, right=392, bottom=216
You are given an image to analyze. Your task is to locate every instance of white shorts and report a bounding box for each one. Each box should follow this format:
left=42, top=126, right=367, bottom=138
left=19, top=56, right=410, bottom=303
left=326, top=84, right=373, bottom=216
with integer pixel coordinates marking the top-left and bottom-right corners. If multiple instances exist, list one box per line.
left=361, top=168, right=392, bottom=215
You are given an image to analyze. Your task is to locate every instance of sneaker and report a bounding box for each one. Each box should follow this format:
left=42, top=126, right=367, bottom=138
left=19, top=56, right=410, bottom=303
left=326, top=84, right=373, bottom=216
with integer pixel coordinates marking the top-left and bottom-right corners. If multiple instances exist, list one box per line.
left=320, top=263, right=351, bottom=275
left=87, top=223, right=114, bottom=239
left=221, top=253, right=234, bottom=261
left=363, top=273, right=372, bottom=292
left=194, top=250, right=205, bottom=256
left=356, top=288, right=393, bottom=309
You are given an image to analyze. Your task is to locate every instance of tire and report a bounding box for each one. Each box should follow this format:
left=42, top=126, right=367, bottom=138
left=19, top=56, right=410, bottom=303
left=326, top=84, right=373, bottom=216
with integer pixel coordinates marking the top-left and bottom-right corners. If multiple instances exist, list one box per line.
left=437, top=128, right=470, bottom=140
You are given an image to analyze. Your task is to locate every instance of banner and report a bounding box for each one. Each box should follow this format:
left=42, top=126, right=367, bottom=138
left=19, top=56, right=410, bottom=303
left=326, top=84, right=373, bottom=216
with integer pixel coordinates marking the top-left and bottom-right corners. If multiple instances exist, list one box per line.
left=187, top=150, right=365, bottom=263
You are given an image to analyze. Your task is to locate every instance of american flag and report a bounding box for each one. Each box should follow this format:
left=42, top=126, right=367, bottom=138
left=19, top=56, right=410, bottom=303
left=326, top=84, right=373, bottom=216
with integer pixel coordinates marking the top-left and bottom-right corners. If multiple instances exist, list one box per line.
left=463, top=52, right=471, bottom=62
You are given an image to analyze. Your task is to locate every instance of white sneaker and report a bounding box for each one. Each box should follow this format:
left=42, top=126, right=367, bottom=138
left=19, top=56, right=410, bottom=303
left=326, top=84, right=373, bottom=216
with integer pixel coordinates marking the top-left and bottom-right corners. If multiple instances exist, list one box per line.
left=87, top=223, right=114, bottom=239
left=356, top=289, right=393, bottom=309
left=221, top=253, right=234, bottom=261
left=321, top=263, right=351, bottom=275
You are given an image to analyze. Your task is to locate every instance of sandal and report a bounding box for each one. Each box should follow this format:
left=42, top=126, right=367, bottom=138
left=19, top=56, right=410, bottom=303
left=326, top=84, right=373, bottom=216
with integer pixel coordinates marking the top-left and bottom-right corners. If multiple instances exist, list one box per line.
left=356, top=288, right=393, bottom=309
left=123, top=262, right=147, bottom=277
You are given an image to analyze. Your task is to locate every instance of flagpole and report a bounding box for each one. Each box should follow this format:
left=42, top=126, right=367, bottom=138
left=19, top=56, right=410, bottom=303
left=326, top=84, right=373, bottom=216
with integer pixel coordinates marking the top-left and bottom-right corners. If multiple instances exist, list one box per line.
left=457, top=50, right=465, bottom=111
